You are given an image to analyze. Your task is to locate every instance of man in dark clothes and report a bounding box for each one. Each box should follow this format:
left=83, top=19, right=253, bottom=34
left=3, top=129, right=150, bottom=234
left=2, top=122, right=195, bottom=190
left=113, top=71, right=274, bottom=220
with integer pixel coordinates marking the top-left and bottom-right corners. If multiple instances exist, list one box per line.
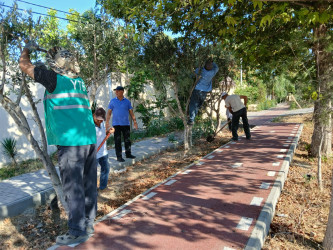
left=19, top=41, right=97, bottom=246
left=221, top=92, right=251, bottom=141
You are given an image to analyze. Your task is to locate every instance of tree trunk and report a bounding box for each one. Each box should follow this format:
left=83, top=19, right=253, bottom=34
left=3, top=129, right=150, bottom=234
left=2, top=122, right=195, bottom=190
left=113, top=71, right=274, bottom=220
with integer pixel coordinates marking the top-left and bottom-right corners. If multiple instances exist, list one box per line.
left=171, top=82, right=191, bottom=152
left=323, top=169, right=333, bottom=249
left=310, top=24, right=333, bottom=157
left=183, top=122, right=189, bottom=154
left=317, top=127, right=323, bottom=191
left=313, top=23, right=333, bottom=249
left=188, top=125, right=193, bottom=148
left=1, top=96, right=68, bottom=213
left=22, top=78, right=48, bottom=155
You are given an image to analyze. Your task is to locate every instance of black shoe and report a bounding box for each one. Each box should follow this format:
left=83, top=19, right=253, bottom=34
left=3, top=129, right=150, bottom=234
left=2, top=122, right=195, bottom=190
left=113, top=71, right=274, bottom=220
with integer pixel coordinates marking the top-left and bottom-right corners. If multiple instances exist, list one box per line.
left=246, top=137, right=251, bottom=140
left=126, top=154, right=136, bottom=159
left=117, top=157, right=125, bottom=162
left=231, top=138, right=238, bottom=141
left=187, top=120, right=194, bottom=125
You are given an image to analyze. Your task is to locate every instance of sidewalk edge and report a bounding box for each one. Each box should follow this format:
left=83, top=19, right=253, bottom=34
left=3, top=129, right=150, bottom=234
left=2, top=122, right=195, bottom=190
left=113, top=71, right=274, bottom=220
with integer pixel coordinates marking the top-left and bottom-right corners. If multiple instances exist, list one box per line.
left=0, top=187, right=55, bottom=218
left=244, top=123, right=304, bottom=250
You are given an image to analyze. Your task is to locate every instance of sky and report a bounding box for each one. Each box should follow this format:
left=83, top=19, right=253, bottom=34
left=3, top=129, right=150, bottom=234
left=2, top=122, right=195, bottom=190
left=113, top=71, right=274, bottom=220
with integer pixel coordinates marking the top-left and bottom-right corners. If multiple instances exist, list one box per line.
left=2, top=0, right=98, bottom=29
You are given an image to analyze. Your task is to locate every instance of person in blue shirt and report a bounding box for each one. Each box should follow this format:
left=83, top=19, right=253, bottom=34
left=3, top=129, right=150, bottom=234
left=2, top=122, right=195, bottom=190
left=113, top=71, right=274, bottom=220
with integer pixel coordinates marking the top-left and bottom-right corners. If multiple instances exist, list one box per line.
left=106, top=86, right=138, bottom=162
left=188, top=60, right=219, bottom=125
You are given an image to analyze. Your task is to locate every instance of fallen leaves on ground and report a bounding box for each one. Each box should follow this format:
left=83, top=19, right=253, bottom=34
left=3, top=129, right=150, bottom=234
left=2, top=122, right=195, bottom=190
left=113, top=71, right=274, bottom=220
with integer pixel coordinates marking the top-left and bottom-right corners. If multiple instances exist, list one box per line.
left=0, top=114, right=330, bottom=250
left=263, top=114, right=331, bottom=250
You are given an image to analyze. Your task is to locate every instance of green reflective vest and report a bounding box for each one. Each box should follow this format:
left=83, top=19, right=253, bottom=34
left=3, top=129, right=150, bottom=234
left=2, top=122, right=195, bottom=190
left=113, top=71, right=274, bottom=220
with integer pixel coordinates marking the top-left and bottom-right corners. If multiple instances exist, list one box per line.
left=43, top=74, right=96, bottom=146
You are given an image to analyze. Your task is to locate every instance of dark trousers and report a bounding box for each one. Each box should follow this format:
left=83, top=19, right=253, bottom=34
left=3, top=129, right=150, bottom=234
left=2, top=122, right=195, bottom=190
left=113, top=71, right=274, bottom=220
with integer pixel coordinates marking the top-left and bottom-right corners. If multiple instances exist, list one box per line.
left=231, top=107, right=251, bottom=140
left=57, top=144, right=97, bottom=236
left=114, top=125, right=132, bottom=158
left=188, top=89, right=208, bottom=122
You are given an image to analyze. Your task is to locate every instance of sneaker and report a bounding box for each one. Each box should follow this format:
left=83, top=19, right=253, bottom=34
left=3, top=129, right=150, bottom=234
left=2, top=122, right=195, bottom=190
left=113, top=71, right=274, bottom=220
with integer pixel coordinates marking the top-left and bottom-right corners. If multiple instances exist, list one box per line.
left=56, top=232, right=89, bottom=245
left=117, top=157, right=125, bottom=162
left=126, top=154, right=136, bottom=159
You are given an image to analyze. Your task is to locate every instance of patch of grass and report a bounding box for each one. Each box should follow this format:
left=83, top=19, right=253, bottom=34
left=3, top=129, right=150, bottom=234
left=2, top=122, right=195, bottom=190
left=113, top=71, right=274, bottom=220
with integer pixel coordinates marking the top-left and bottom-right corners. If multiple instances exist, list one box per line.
left=272, top=116, right=283, bottom=122
left=257, top=99, right=277, bottom=111
left=0, top=153, right=57, bottom=181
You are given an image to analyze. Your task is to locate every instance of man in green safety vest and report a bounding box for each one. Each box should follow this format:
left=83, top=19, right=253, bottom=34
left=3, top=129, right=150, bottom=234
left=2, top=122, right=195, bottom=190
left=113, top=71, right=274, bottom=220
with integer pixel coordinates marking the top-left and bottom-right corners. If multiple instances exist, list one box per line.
left=19, top=42, right=97, bottom=246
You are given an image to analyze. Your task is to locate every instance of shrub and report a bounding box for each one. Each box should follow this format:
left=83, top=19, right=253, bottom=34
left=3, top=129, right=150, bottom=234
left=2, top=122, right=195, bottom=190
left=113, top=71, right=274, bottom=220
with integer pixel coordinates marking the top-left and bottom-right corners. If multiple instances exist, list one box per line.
left=289, top=102, right=297, bottom=110
left=192, top=118, right=215, bottom=140
left=257, top=99, right=277, bottom=111
left=1, top=137, right=18, bottom=166
left=105, top=117, right=184, bottom=148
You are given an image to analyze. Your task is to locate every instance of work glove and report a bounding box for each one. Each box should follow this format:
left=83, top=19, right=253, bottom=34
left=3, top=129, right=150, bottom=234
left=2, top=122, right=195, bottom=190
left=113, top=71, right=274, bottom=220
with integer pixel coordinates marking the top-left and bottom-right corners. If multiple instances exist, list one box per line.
left=24, top=40, right=39, bottom=53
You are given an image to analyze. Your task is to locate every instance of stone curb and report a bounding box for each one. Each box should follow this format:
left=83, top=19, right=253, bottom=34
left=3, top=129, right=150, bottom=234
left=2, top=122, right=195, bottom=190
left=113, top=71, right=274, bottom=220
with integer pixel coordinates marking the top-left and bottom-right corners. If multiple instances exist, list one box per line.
left=244, top=123, right=303, bottom=249
left=0, top=186, right=55, bottom=219
left=0, top=140, right=181, bottom=219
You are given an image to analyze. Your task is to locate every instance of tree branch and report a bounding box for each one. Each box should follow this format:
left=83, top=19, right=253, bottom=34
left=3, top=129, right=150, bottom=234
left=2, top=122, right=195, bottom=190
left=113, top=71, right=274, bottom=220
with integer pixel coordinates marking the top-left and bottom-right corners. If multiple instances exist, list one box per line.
left=0, top=44, right=6, bottom=95
left=22, top=76, right=48, bottom=154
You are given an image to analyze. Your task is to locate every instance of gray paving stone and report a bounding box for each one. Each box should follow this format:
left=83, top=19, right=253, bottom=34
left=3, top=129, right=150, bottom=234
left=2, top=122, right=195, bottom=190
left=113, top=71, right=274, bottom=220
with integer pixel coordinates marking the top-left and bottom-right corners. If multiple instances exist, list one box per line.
left=0, top=133, right=182, bottom=218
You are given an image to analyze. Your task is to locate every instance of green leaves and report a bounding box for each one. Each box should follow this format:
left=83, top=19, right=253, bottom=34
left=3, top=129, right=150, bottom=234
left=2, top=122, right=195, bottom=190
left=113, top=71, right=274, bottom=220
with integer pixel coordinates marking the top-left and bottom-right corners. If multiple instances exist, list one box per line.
left=253, top=0, right=263, bottom=10
left=311, top=91, right=318, bottom=100
left=319, top=12, right=331, bottom=24
left=225, top=16, right=237, bottom=26
left=260, top=15, right=272, bottom=27
left=1, top=137, right=18, bottom=166
left=133, top=33, right=139, bottom=42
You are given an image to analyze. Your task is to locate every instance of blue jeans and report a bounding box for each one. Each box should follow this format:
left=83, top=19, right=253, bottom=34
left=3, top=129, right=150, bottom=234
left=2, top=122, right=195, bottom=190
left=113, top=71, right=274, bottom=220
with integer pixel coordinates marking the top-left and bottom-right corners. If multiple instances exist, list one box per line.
left=97, top=154, right=110, bottom=190
left=189, top=89, right=208, bottom=123
left=231, top=107, right=251, bottom=140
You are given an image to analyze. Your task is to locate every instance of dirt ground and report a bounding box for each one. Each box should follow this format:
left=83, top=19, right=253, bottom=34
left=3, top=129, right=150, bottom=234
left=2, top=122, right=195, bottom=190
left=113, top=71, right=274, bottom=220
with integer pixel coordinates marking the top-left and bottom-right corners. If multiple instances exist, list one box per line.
left=0, top=113, right=331, bottom=249
left=263, top=114, right=332, bottom=250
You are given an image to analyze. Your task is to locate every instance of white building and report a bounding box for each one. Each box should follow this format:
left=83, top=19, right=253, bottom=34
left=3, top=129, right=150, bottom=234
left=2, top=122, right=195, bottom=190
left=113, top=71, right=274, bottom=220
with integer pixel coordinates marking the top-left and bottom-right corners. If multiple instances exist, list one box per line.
left=0, top=72, right=231, bottom=167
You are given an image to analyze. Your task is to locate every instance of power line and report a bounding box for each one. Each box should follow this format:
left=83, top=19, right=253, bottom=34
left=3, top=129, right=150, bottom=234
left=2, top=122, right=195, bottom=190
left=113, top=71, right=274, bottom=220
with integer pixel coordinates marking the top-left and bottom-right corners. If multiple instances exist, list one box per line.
left=1, top=3, right=80, bottom=22
left=16, top=0, right=90, bottom=20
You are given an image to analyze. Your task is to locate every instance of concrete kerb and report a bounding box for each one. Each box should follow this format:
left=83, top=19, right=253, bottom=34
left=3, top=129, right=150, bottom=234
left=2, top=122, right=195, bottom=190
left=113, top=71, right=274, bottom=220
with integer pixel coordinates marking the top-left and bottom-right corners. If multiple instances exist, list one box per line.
left=245, top=123, right=303, bottom=250
left=0, top=138, right=181, bottom=219
left=0, top=186, right=56, bottom=219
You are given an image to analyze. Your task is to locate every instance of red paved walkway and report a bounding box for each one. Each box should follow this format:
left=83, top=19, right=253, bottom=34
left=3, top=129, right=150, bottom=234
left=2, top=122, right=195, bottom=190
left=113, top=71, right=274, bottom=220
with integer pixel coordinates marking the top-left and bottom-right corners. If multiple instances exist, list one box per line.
left=58, top=105, right=303, bottom=250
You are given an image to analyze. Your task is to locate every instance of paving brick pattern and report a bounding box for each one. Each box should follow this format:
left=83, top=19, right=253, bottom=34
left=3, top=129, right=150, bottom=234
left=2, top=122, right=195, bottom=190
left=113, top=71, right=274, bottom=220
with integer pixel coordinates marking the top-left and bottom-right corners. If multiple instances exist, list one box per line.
left=54, top=104, right=308, bottom=250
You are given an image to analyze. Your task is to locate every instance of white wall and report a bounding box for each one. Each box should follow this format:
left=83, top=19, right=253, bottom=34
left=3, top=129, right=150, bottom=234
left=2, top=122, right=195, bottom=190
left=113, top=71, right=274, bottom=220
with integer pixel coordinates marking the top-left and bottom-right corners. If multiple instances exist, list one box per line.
left=0, top=72, right=233, bottom=167
left=0, top=73, right=142, bottom=167
left=0, top=82, right=57, bottom=167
